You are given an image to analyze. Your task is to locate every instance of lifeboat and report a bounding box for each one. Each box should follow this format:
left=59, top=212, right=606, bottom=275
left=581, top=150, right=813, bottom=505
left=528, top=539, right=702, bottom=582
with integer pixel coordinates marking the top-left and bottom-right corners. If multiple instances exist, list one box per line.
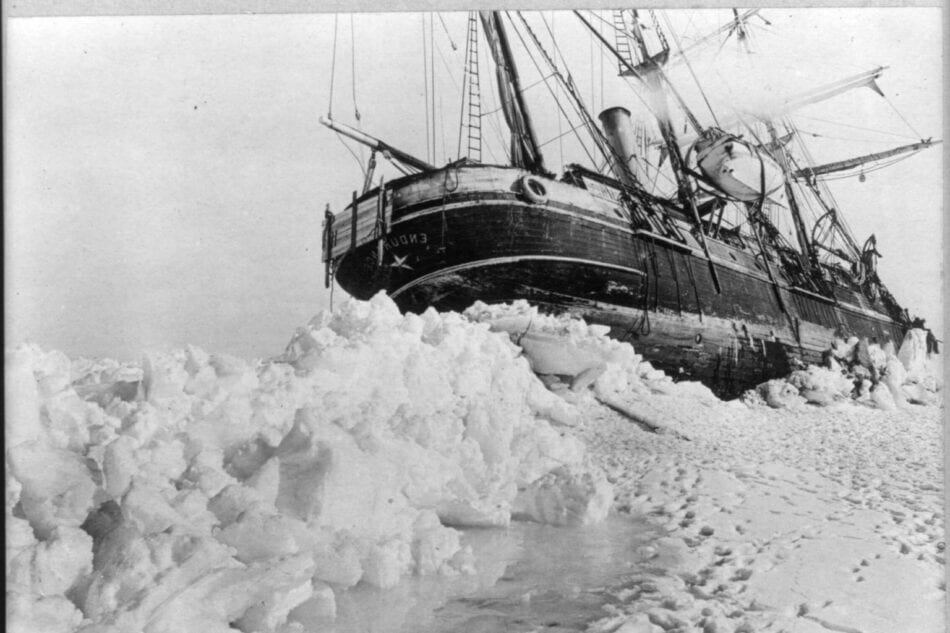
left=691, top=134, right=785, bottom=202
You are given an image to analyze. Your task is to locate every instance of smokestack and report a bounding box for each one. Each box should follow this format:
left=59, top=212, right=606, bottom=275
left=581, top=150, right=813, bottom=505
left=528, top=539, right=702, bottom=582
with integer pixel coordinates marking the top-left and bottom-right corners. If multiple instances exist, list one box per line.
left=598, top=107, right=641, bottom=188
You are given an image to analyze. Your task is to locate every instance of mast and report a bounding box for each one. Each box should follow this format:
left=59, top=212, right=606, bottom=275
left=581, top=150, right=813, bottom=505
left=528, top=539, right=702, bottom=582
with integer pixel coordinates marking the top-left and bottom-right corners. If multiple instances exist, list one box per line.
left=479, top=11, right=544, bottom=172
left=613, top=11, right=704, bottom=134
left=666, top=9, right=764, bottom=66
left=764, top=120, right=822, bottom=280
left=792, top=138, right=940, bottom=181
left=513, top=13, right=632, bottom=185
left=576, top=9, right=722, bottom=293
left=583, top=11, right=693, bottom=204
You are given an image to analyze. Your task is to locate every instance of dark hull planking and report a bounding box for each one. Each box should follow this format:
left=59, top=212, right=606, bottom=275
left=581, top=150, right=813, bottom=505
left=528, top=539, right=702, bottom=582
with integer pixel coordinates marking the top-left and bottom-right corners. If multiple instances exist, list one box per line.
left=328, top=166, right=906, bottom=398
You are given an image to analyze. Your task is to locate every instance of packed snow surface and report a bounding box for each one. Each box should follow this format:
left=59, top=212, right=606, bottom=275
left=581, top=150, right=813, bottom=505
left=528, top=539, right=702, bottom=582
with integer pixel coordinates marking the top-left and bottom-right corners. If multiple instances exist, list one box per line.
left=5, top=293, right=944, bottom=633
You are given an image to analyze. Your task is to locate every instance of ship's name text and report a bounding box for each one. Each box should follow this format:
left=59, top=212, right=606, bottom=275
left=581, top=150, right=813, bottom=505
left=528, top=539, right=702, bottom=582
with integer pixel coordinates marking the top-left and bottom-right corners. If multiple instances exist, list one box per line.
left=387, top=232, right=428, bottom=248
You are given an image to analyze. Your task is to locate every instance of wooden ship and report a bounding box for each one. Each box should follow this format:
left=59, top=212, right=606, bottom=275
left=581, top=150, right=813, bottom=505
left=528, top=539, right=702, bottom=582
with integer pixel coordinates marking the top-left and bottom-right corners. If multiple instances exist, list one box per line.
left=320, top=10, right=939, bottom=397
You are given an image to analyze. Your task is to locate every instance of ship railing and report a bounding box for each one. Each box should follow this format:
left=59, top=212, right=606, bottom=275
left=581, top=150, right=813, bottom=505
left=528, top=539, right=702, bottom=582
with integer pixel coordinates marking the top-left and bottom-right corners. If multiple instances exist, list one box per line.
left=325, top=187, right=392, bottom=262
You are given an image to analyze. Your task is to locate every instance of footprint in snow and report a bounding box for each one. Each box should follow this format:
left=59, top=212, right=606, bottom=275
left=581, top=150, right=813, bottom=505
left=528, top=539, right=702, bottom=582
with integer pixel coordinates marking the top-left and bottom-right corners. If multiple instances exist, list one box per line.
left=731, top=568, right=753, bottom=581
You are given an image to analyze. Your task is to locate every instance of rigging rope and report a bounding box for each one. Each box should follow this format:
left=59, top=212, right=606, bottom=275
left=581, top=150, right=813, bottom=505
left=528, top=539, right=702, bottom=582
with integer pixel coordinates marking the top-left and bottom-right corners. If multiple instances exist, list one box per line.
left=335, top=134, right=367, bottom=178
left=430, top=14, right=437, bottom=163
left=795, top=114, right=920, bottom=140
left=476, top=32, right=509, bottom=164
left=440, top=93, right=448, bottom=161
left=649, top=11, right=669, bottom=51
left=599, top=12, right=604, bottom=111
left=350, top=15, right=360, bottom=122
left=422, top=14, right=431, bottom=164
left=884, top=94, right=923, bottom=139
left=581, top=13, right=664, bottom=120
left=589, top=23, right=595, bottom=112
left=539, top=13, right=571, bottom=73
left=479, top=73, right=557, bottom=116
left=429, top=13, right=439, bottom=163
left=433, top=36, right=462, bottom=89
left=794, top=129, right=917, bottom=145
left=436, top=13, right=458, bottom=50
left=583, top=10, right=617, bottom=34
left=513, top=12, right=601, bottom=170
left=542, top=10, right=663, bottom=178
left=537, top=122, right=591, bottom=148
left=551, top=11, right=564, bottom=168
left=786, top=123, right=861, bottom=258
left=326, top=14, right=363, bottom=176
left=328, top=14, right=339, bottom=118
left=661, top=12, right=721, bottom=127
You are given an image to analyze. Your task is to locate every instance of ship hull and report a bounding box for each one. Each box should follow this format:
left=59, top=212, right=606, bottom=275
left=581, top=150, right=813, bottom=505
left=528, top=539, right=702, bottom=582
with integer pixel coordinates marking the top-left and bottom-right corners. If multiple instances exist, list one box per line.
left=328, top=165, right=906, bottom=397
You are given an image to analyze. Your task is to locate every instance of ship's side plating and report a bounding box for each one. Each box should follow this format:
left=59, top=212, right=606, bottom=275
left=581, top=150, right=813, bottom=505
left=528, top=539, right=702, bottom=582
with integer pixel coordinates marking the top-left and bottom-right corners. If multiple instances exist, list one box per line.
left=325, top=164, right=906, bottom=397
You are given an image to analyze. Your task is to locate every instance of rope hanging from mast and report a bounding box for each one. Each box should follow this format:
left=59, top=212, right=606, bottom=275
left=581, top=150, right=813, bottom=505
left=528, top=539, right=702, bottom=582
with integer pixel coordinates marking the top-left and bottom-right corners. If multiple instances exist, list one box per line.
left=350, top=15, right=360, bottom=122
left=325, top=15, right=365, bottom=177
left=421, top=14, right=431, bottom=164
left=328, top=14, right=338, bottom=118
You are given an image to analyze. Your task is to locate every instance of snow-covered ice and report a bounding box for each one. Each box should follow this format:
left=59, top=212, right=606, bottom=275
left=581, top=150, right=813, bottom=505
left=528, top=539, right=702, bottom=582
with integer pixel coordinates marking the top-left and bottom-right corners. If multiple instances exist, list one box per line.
left=5, top=293, right=944, bottom=633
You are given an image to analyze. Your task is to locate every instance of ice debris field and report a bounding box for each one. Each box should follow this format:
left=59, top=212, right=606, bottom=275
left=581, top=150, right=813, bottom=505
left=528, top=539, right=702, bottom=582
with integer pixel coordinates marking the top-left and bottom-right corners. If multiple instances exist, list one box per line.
left=5, top=293, right=945, bottom=633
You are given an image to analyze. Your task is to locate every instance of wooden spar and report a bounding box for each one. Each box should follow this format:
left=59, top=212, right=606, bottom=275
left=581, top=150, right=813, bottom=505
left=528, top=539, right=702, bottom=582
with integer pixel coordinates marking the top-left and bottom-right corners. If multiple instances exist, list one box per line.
left=595, top=395, right=691, bottom=440
left=674, top=67, right=889, bottom=148
left=320, top=116, right=434, bottom=173
left=495, top=12, right=544, bottom=171
left=666, top=9, right=763, bottom=67
left=782, top=66, right=885, bottom=113
left=792, top=138, right=940, bottom=180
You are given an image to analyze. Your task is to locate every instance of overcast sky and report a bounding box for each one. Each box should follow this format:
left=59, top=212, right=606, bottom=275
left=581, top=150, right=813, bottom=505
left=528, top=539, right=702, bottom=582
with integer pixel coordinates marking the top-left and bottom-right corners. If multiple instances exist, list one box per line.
left=5, top=8, right=943, bottom=360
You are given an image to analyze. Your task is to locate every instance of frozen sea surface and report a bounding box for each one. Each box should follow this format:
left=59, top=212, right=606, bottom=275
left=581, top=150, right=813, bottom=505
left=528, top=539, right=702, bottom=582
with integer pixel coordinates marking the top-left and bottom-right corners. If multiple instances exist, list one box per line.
left=329, top=516, right=662, bottom=633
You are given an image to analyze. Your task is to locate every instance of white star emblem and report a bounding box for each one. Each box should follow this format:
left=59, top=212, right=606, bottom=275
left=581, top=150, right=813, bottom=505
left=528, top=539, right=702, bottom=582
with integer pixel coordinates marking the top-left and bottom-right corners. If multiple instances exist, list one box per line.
left=391, top=254, right=413, bottom=270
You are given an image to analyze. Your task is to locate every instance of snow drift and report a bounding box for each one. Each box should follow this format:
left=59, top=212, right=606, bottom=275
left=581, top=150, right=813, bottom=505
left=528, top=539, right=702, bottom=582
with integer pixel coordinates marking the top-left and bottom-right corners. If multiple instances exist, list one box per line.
left=5, top=293, right=611, bottom=633
left=5, top=292, right=941, bottom=633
